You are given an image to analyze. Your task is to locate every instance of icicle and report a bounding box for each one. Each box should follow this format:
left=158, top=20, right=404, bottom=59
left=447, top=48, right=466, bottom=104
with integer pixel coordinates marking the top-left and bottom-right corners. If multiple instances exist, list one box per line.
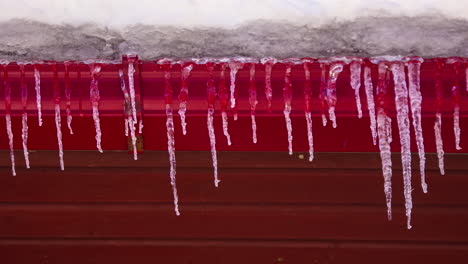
left=449, top=60, right=462, bottom=150
left=52, top=63, right=64, bottom=171
left=283, top=63, right=293, bottom=155
left=364, top=66, right=378, bottom=145
left=218, top=63, right=232, bottom=145
left=3, top=63, right=16, bottom=176
left=303, top=59, right=314, bottom=161
left=178, top=63, right=193, bottom=135
left=407, top=57, right=427, bottom=193
left=375, top=62, right=393, bottom=221
left=128, top=61, right=138, bottom=125
left=350, top=61, right=363, bottom=118
left=205, top=62, right=220, bottom=187
left=327, top=62, right=344, bottom=128
left=261, top=57, right=276, bottom=112
left=390, top=62, right=413, bottom=230
left=249, top=63, right=258, bottom=143
left=228, top=60, right=244, bottom=120
left=466, top=65, right=468, bottom=92
left=89, top=64, right=103, bottom=153
left=319, top=63, right=329, bottom=126
left=434, top=59, right=445, bottom=175
left=19, top=64, right=30, bottom=169
left=64, top=62, right=74, bottom=134
left=33, top=64, right=43, bottom=126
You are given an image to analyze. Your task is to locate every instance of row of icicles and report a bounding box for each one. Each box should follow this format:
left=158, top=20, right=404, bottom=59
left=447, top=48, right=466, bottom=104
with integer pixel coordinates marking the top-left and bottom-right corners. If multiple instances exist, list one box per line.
left=1, top=56, right=466, bottom=228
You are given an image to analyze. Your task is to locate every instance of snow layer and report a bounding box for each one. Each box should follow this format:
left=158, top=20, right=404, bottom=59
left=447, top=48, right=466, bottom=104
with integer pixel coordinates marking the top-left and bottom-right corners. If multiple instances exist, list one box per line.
left=0, top=0, right=468, bottom=60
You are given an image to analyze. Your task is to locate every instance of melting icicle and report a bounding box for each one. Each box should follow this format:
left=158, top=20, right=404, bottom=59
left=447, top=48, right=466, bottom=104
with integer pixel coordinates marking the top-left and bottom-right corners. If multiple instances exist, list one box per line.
left=283, top=63, right=293, bottom=155
left=52, top=63, right=64, bottom=171
left=64, top=62, right=74, bottom=134
left=128, top=61, right=138, bottom=125
left=303, top=59, right=314, bottom=161
left=3, top=63, right=16, bottom=176
left=364, top=66, right=377, bottom=145
left=228, top=60, right=243, bottom=120
left=261, top=57, right=276, bottom=112
left=350, top=61, right=363, bottom=118
left=33, top=64, right=43, bottom=126
left=434, top=59, right=445, bottom=175
left=249, top=63, right=258, bottom=143
left=390, top=62, right=413, bottom=230
left=374, top=61, right=392, bottom=221
left=205, top=62, right=220, bottom=187
left=319, top=63, right=329, bottom=126
left=407, top=57, right=427, bottom=193
left=218, top=63, right=232, bottom=145
left=89, top=64, right=103, bottom=153
left=327, top=62, right=344, bottom=128
left=449, top=60, right=462, bottom=150
left=178, top=63, right=193, bottom=135
left=19, top=64, right=30, bottom=169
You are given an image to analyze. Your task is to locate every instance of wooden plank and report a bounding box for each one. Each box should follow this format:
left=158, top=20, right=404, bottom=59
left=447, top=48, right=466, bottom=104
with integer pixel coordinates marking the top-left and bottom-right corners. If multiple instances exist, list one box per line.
left=0, top=204, right=467, bottom=242
left=0, top=167, right=467, bottom=206
left=0, top=239, right=467, bottom=264
left=1, top=151, right=468, bottom=170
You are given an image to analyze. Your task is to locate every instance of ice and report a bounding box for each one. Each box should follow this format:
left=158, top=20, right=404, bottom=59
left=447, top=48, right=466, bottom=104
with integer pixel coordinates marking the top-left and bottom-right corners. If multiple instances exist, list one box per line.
left=178, top=63, right=193, bottom=135
left=375, top=62, right=393, bottom=221
left=327, top=62, right=344, bottom=128
left=138, top=119, right=143, bottom=134
left=407, top=58, right=427, bottom=193
left=466, top=66, right=468, bottom=92
left=55, top=104, right=65, bottom=171
left=128, top=61, right=138, bottom=125
left=319, top=63, right=328, bottom=126
left=249, top=63, right=258, bottom=144
left=64, top=62, right=74, bottom=134
left=434, top=59, right=445, bottom=175
left=303, top=60, right=314, bottom=161
left=261, top=57, right=276, bottom=112
left=5, top=115, right=16, bottom=176
left=218, top=63, right=232, bottom=145
left=450, top=62, right=462, bottom=150
left=206, top=63, right=219, bottom=187
left=363, top=66, right=377, bottom=145
left=228, top=60, right=244, bottom=120
left=283, top=64, right=293, bottom=155
left=350, top=61, right=363, bottom=118
left=89, top=64, right=103, bottom=153
left=166, top=104, right=180, bottom=216
left=390, top=62, right=413, bottom=230
left=434, top=113, right=445, bottom=175
left=128, top=117, right=138, bottom=160
left=19, top=64, right=30, bottom=169
left=33, top=65, right=43, bottom=126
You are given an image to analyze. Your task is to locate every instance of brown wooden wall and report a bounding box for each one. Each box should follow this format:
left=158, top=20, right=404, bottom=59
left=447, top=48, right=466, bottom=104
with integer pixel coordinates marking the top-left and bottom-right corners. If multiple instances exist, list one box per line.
left=0, top=151, right=467, bottom=263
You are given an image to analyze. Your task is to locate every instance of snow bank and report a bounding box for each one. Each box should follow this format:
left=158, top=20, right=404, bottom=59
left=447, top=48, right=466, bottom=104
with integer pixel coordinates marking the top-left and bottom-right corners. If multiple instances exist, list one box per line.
left=0, top=0, right=467, bottom=60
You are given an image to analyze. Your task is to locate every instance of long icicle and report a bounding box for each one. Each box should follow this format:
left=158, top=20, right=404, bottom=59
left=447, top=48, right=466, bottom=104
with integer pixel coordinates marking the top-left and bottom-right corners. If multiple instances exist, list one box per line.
left=407, top=57, right=427, bottom=193
left=33, top=64, right=43, bottom=126
left=303, top=59, right=314, bottom=161
left=450, top=60, right=462, bottom=150
left=89, top=64, right=103, bottom=153
left=319, top=63, right=329, bottom=126
left=261, top=57, right=276, bottom=112
left=218, top=63, right=231, bottom=145
left=161, top=60, right=180, bottom=216
left=52, top=63, right=64, bottom=171
left=390, top=61, right=413, bottom=230
left=327, top=62, right=344, bottom=128
left=119, top=67, right=137, bottom=160
left=128, top=60, right=138, bottom=127
left=434, top=59, right=445, bottom=175
left=178, top=63, right=193, bottom=135
left=283, top=63, right=293, bottom=155
left=375, top=62, right=392, bottom=221
left=206, top=62, right=219, bottom=187
left=64, top=62, right=74, bottom=134
left=350, top=60, right=363, bottom=118
left=364, top=65, right=378, bottom=145
left=228, top=60, right=243, bottom=120
left=3, top=63, right=16, bottom=176
left=249, top=63, right=258, bottom=143
left=19, top=64, right=30, bottom=169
